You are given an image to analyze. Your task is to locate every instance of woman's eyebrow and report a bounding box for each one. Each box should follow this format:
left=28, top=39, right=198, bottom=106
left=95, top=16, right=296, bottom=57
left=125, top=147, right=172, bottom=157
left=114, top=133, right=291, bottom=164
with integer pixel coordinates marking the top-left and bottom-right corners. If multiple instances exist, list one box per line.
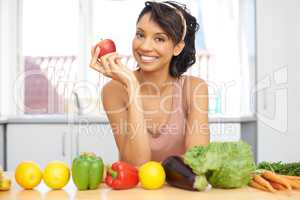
left=155, top=33, right=168, bottom=37
left=137, top=27, right=144, bottom=32
left=136, top=27, right=168, bottom=37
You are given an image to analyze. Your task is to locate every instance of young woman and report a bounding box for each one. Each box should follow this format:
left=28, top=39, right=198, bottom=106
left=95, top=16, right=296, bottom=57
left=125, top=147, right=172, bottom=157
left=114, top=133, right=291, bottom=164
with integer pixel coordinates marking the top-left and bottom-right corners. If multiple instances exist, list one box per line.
left=90, top=1, right=210, bottom=166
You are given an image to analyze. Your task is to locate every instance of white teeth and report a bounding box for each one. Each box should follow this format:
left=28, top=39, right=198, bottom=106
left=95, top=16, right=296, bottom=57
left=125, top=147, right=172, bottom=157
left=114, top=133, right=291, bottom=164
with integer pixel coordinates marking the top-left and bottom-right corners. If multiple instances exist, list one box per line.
left=140, top=55, right=158, bottom=62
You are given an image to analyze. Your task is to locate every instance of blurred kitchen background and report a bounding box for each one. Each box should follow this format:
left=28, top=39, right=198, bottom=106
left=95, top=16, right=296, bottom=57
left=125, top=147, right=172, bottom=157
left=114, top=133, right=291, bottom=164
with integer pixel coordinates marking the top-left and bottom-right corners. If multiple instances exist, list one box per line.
left=0, top=0, right=299, bottom=170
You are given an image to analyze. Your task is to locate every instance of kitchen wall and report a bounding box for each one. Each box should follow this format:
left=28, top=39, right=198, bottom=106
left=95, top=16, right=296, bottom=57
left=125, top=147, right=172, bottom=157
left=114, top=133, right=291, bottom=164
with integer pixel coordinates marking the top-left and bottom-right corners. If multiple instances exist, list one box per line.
left=0, top=0, right=19, bottom=115
left=256, top=0, right=300, bottom=162
left=0, top=0, right=2, bottom=115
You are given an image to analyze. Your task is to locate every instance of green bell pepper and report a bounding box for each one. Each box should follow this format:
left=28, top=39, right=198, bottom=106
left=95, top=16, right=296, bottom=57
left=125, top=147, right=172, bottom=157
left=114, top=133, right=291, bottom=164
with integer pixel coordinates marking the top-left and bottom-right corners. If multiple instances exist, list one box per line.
left=72, top=152, right=104, bottom=190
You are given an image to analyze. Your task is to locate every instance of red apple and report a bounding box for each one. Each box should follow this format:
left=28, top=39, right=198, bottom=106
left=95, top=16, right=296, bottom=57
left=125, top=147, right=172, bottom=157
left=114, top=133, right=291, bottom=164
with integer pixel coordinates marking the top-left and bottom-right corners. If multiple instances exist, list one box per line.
left=95, top=39, right=116, bottom=58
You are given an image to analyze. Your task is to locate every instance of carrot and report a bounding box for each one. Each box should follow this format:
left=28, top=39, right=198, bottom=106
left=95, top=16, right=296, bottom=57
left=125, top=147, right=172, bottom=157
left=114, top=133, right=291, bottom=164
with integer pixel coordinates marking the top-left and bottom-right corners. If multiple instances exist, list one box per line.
left=285, top=179, right=300, bottom=189
left=279, top=175, right=300, bottom=180
left=253, top=174, right=277, bottom=192
left=269, top=181, right=286, bottom=191
left=261, top=170, right=292, bottom=190
left=249, top=179, right=269, bottom=192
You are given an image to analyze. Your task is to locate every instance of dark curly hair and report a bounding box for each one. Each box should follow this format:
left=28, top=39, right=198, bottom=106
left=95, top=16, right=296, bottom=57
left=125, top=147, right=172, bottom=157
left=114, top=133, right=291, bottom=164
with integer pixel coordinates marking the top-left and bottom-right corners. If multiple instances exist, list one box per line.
left=137, top=1, right=199, bottom=77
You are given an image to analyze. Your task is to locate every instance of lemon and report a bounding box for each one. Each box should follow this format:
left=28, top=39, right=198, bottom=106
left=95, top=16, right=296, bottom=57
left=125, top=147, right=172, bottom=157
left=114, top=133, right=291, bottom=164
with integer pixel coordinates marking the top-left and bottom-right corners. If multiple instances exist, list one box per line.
left=0, top=179, right=11, bottom=191
left=15, top=161, right=43, bottom=189
left=138, top=161, right=166, bottom=190
left=43, top=161, right=70, bottom=190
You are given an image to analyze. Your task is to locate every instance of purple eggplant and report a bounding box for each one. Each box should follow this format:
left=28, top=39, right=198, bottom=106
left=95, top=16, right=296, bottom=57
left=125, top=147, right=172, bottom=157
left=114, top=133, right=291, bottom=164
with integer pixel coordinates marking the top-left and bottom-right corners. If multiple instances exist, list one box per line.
left=162, top=155, right=208, bottom=191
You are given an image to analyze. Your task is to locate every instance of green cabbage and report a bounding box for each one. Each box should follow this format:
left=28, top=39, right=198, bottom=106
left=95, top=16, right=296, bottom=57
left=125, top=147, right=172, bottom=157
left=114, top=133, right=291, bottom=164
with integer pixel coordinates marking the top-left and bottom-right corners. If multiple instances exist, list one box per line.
left=183, top=141, right=256, bottom=190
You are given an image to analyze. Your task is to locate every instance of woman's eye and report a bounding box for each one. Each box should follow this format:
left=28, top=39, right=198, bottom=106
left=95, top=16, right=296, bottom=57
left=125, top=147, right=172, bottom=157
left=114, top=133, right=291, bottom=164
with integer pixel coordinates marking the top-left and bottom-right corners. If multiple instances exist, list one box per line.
left=136, top=32, right=144, bottom=38
left=155, top=37, right=165, bottom=42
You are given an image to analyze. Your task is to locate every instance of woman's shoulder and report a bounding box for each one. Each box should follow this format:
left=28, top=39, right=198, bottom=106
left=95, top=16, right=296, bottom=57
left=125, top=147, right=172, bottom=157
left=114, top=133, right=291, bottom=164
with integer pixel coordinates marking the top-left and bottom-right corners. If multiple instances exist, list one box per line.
left=181, top=75, right=208, bottom=111
left=181, top=75, right=208, bottom=89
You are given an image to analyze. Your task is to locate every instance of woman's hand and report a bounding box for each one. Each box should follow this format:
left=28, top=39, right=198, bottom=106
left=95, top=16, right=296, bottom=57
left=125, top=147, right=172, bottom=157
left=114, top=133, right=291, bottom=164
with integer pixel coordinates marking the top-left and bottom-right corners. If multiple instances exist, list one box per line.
left=90, top=46, right=138, bottom=88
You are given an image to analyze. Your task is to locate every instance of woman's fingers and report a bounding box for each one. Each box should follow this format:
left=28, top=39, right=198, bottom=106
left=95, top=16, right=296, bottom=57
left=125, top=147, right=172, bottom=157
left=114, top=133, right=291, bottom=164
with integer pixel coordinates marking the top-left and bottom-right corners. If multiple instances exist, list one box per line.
left=90, top=50, right=130, bottom=81
left=91, top=45, right=95, bottom=57
left=92, top=47, right=101, bottom=64
left=115, top=57, right=122, bottom=66
left=106, top=53, right=137, bottom=85
left=100, top=53, right=113, bottom=75
left=107, top=54, right=131, bottom=79
left=107, top=53, right=124, bottom=70
left=89, top=47, right=107, bottom=74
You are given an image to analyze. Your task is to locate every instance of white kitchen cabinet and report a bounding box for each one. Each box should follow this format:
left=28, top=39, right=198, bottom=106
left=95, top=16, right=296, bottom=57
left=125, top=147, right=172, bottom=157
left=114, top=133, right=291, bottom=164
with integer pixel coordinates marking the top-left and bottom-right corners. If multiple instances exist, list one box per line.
left=6, top=123, right=119, bottom=170
left=6, top=124, right=72, bottom=170
left=74, top=123, right=118, bottom=164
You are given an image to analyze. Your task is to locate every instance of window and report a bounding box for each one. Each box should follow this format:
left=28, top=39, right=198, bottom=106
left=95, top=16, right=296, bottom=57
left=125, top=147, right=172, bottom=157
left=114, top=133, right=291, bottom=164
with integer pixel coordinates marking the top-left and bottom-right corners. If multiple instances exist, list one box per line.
left=21, top=0, right=80, bottom=114
left=198, top=0, right=256, bottom=116
left=1, top=0, right=255, bottom=117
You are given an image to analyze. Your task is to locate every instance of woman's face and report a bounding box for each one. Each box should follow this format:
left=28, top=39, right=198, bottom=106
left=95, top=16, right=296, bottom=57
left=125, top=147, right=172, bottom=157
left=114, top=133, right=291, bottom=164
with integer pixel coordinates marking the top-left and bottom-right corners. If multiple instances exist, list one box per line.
left=132, top=13, right=178, bottom=73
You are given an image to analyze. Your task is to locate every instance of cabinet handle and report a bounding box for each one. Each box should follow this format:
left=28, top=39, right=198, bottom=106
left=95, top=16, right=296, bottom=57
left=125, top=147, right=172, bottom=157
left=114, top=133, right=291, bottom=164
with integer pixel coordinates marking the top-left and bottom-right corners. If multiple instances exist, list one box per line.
left=62, top=132, right=66, bottom=157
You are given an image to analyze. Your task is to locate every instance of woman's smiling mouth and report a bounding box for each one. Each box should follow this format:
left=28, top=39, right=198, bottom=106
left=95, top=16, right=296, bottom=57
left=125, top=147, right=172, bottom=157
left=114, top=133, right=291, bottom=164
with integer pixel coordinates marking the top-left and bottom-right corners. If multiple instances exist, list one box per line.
left=139, top=54, right=159, bottom=63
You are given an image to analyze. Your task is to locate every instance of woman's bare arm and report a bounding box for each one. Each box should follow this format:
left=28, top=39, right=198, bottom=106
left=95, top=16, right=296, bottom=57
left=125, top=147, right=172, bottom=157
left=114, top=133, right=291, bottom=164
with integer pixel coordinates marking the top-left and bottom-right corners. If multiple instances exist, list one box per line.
left=184, top=76, right=210, bottom=150
left=102, top=80, right=151, bottom=166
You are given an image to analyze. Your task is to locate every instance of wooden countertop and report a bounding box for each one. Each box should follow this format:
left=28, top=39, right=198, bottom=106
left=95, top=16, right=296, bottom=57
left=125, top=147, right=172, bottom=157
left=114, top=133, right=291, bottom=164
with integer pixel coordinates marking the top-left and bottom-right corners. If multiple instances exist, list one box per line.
left=1, top=172, right=300, bottom=200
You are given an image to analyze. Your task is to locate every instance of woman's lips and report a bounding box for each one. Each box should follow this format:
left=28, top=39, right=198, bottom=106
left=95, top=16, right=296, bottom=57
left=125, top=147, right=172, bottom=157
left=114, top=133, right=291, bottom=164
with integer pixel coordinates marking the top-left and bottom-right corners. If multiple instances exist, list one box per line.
left=139, top=54, right=159, bottom=63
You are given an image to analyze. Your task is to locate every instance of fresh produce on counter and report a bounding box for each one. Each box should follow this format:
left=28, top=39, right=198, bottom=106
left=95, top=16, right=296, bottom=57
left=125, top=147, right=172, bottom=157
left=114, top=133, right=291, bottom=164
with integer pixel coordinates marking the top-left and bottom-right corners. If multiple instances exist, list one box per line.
left=182, top=141, right=256, bottom=190
left=72, top=152, right=104, bottom=190
left=0, top=179, right=11, bottom=191
left=258, top=161, right=300, bottom=176
left=162, top=156, right=207, bottom=191
left=43, top=161, right=70, bottom=189
left=0, top=165, right=11, bottom=191
left=249, top=169, right=300, bottom=192
left=138, top=161, right=166, bottom=190
left=105, top=161, right=139, bottom=190
left=15, top=161, right=43, bottom=189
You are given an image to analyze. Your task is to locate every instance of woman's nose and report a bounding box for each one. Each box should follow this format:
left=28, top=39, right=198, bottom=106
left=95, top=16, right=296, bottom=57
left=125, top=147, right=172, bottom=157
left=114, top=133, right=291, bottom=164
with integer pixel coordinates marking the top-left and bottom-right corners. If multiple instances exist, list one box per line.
left=139, top=39, right=153, bottom=51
